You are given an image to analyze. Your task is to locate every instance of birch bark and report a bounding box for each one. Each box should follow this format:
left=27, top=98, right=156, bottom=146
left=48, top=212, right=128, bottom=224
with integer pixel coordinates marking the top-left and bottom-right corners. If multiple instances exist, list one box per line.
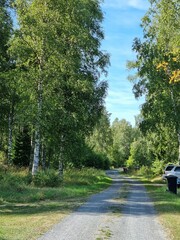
left=32, top=77, right=43, bottom=175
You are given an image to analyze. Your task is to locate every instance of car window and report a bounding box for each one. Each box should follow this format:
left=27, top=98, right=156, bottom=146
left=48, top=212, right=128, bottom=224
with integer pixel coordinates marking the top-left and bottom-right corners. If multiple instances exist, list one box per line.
left=166, top=166, right=174, bottom=171
left=174, top=167, right=180, bottom=172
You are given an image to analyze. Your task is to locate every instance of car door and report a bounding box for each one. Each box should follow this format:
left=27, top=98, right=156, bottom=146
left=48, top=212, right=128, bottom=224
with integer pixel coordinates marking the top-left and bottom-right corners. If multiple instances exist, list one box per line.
left=174, top=166, right=180, bottom=178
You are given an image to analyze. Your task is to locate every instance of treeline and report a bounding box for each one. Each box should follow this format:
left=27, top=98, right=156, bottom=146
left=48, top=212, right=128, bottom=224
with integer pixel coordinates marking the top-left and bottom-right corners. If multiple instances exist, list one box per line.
left=91, top=115, right=179, bottom=175
left=0, top=0, right=110, bottom=174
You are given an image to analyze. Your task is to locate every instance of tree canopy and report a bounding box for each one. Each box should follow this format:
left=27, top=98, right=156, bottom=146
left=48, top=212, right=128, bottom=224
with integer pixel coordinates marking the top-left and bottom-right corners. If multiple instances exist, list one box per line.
left=0, top=0, right=110, bottom=173
left=127, top=0, right=180, bottom=164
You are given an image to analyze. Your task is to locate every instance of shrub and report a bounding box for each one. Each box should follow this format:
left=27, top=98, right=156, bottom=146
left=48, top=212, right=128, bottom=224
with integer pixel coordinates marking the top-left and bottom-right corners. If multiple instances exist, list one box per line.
left=137, top=165, right=153, bottom=176
left=0, top=151, right=6, bottom=162
left=0, top=172, right=27, bottom=192
left=32, top=169, right=63, bottom=187
left=151, top=159, right=164, bottom=176
left=126, top=156, right=135, bottom=169
left=84, top=152, right=110, bottom=170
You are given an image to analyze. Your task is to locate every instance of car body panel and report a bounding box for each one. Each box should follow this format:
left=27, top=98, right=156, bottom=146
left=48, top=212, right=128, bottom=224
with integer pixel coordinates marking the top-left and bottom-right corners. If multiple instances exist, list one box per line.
left=167, top=166, right=180, bottom=178
left=162, top=164, right=176, bottom=180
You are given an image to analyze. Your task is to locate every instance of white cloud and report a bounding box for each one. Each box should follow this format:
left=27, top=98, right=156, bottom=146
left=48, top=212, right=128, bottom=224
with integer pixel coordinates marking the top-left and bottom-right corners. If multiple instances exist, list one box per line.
left=106, top=89, right=136, bottom=106
left=103, top=0, right=149, bottom=11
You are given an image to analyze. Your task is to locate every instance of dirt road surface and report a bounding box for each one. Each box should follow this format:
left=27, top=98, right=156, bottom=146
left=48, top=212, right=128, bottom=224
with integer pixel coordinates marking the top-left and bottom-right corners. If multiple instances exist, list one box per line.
left=38, top=170, right=168, bottom=240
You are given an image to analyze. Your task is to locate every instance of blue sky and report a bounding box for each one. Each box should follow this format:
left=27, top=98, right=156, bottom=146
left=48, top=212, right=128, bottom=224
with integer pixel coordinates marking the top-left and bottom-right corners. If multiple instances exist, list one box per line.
left=101, top=0, right=150, bottom=126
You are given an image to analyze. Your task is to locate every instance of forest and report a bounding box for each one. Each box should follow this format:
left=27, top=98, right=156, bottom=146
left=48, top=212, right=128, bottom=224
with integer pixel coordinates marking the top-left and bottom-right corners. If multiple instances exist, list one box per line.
left=0, top=0, right=180, bottom=181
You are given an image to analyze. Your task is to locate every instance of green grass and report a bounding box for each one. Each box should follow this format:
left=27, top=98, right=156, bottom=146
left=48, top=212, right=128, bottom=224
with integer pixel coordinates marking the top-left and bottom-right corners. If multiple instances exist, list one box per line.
left=128, top=173, right=180, bottom=240
left=0, top=168, right=112, bottom=240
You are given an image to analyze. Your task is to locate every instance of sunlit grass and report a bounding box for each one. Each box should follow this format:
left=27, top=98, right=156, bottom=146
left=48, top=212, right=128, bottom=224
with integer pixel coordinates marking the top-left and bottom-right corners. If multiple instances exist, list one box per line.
left=0, top=168, right=112, bottom=240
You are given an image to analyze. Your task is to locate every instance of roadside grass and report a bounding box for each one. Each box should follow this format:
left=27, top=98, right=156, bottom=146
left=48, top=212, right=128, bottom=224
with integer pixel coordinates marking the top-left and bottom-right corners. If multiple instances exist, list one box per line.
left=128, top=173, right=180, bottom=240
left=0, top=168, right=112, bottom=240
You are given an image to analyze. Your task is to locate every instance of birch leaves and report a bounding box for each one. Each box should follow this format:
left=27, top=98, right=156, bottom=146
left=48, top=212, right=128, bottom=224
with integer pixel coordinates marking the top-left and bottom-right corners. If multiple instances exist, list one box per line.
left=10, top=0, right=109, bottom=174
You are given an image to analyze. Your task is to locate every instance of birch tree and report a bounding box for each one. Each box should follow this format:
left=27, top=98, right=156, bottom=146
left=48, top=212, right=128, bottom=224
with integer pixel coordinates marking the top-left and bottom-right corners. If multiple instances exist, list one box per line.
left=10, top=0, right=109, bottom=174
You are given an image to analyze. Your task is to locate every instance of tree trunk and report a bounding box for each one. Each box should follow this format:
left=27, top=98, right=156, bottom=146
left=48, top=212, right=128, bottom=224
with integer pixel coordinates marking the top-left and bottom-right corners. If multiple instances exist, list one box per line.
left=32, top=129, right=40, bottom=175
left=29, top=135, right=34, bottom=172
left=59, top=160, right=63, bottom=178
left=32, top=78, right=43, bottom=175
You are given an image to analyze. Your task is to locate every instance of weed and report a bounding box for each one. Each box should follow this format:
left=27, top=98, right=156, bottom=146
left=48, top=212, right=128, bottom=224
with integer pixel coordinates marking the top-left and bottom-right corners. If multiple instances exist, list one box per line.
left=97, top=226, right=112, bottom=240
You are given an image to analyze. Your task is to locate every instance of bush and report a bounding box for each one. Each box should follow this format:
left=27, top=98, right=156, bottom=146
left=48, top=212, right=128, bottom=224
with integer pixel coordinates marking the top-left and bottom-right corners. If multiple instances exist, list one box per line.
left=32, top=169, right=63, bottom=187
left=0, top=151, right=6, bottom=162
left=84, top=152, right=110, bottom=170
left=126, top=156, right=135, bottom=169
left=0, top=172, right=27, bottom=192
left=151, top=159, right=164, bottom=176
left=137, top=165, right=153, bottom=176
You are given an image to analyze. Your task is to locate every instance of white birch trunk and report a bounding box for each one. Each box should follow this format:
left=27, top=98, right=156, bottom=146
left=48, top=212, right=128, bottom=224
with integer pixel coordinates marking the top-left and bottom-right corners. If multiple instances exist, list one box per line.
left=31, top=37, right=45, bottom=175
left=32, top=130, right=40, bottom=175
left=32, top=78, right=43, bottom=175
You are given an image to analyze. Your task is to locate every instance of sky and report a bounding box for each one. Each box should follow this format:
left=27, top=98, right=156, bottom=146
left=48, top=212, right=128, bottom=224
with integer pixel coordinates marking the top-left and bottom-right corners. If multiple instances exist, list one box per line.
left=101, top=0, right=150, bottom=126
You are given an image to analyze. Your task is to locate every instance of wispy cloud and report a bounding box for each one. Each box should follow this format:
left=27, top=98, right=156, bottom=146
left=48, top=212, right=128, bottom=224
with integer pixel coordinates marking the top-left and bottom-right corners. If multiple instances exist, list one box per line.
left=106, top=89, right=137, bottom=106
left=103, top=0, right=149, bottom=10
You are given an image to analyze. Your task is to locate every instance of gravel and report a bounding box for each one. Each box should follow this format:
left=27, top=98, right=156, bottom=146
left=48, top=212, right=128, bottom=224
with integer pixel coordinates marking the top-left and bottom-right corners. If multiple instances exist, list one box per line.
left=38, top=170, right=168, bottom=240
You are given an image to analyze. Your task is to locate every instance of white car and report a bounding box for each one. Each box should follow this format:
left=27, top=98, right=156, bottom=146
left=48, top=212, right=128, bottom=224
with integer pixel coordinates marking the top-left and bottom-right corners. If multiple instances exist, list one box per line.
left=162, top=164, right=176, bottom=180
left=166, top=165, right=180, bottom=186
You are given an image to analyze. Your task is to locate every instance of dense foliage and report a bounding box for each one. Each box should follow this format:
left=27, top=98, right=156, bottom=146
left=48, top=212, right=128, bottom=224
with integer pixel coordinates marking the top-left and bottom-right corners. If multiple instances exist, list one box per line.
left=0, top=0, right=110, bottom=173
left=127, top=0, right=180, bottom=170
left=1, top=0, right=179, bottom=176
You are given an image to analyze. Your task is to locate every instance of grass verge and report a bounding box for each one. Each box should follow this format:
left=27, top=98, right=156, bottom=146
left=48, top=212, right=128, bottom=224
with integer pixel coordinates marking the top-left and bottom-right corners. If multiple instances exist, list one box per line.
left=0, top=168, right=112, bottom=240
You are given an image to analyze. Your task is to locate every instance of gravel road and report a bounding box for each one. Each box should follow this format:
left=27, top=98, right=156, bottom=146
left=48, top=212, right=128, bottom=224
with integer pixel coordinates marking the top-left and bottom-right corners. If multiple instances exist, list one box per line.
left=38, top=170, right=168, bottom=240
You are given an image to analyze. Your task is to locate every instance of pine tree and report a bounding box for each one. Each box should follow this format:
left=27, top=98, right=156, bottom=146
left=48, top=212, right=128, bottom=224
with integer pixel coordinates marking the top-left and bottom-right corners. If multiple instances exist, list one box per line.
left=13, top=127, right=31, bottom=167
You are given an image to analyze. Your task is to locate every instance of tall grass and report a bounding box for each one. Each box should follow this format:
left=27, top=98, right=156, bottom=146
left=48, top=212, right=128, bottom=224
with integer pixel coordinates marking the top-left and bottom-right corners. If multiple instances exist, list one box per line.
left=0, top=167, right=112, bottom=240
